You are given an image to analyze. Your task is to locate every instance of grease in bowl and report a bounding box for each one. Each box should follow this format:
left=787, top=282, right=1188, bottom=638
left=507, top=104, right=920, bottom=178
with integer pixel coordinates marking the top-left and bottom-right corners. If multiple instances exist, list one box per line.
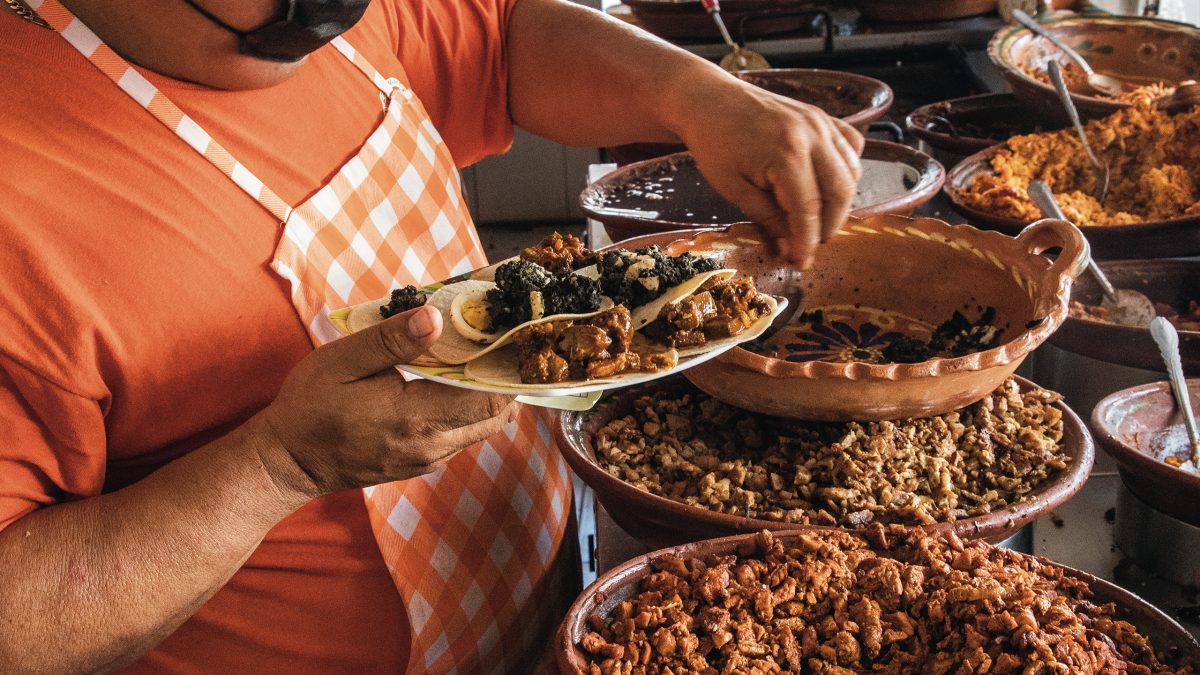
left=592, top=377, right=1067, bottom=527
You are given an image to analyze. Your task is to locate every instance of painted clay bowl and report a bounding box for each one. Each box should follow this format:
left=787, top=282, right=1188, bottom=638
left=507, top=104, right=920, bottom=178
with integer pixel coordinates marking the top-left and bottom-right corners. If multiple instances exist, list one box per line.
left=945, top=145, right=1200, bottom=259
left=556, top=374, right=1094, bottom=551
left=1093, top=380, right=1200, bottom=528
left=648, top=217, right=1087, bottom=421
left=607, top=69, right=893, bottom=166
left=990, top=15, right=1200, bottom=123
left=584, top=142, right=943, bottom=243
left=556, top=529, right=1200, bottom=674
left=854, top=0, right=998, bottom=22
left=1051, top=260, right=1200, bottom=374
left=906, top=93, right=1065, bottom=157
left=624, top=0, right=819, bottom=41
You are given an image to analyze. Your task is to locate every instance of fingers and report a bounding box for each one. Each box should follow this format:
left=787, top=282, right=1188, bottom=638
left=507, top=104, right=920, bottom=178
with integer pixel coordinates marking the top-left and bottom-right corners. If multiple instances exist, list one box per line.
left=402, top=381, right=517, bottom=431
left=322, top=305, right=442, bottom=382
left=422, top=401, right=522, bottom=466
left=809, top=136, right=859, bottom=244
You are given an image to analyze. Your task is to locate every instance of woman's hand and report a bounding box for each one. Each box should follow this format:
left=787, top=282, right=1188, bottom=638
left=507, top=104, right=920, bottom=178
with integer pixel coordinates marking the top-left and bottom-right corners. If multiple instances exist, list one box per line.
left=665, top=77, right=865, bottom=269
left=252, top=306, right=517, bottom=497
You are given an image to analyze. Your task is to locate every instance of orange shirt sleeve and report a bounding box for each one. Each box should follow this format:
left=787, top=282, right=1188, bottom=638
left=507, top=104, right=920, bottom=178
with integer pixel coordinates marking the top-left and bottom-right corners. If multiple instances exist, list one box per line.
left=0, top=355, right=107, bottom=532
left=381, top=0, right=519, bottom=168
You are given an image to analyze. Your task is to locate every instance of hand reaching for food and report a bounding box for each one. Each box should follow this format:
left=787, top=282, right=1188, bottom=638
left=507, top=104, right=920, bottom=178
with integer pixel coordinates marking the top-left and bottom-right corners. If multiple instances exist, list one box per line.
left=251, top=306, right=518, bottom=497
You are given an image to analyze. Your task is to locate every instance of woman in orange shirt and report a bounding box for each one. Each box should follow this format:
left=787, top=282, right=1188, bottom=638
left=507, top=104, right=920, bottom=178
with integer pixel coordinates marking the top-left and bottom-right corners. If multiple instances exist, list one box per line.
left=0, top=0, right=862, bottom=671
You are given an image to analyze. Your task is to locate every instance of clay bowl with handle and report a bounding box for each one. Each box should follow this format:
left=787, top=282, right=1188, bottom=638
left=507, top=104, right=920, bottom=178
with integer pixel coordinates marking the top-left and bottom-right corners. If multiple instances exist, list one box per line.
left=1093, top=379, right=1200, bottom=528
left=853, top=0, right=997, bottom=22
left=555, top=374, right=1094, bottom=550
left=1051, top=259, right=1200, bottom=374
left=556, top=527, right=1198, bottom=673
left=624, top=0, right=820, bottom=41
left=584, top=143, right=943, bottom=243
left=906, top=92, right=1066, bottom=158
left=650, top=217, right=1086, bottom=421
left=945, top=144, right=1200, bottom=259
left=607, top=68, right=893, bottom=166
left=989, top=14, right=1200, bottom=123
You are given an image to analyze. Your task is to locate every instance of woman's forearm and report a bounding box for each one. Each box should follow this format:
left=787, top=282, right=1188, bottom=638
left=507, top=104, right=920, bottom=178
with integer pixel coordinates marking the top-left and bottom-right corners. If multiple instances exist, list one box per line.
left=506, top=0, right=738, bottom=147
left=0, top=417, right=312, bottom=673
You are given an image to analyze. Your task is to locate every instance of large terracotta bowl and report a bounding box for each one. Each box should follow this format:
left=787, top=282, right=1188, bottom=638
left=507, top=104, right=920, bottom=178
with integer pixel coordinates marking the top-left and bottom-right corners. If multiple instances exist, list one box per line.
left=854, top=0, right=997, bottom=22
left=584, top=142, right=944, bottom=243
left=647, top=218, right=1087, bottom=421
left=608, top=69, right=893, bottom=166
left=624, top=0, right=819, bottom=41
left=945, top=145, right=1200, bottom=259
left=906, top=92, right=1065, bottom=157
left=989, top=15, right=1200, bottom=123
left=556, top=374, right=1094, bottom=550
left=556, top=530, right=1200, bottom=674
left=1093, top=380, right=1200, bottom=528
left=1051, top=260, right=1200, bottom=374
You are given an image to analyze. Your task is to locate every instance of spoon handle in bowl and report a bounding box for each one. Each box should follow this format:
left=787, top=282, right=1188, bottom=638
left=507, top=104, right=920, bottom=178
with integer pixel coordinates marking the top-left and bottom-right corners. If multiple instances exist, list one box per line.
left=1150, top=316, right=1200, bottom=460
left=1027, top=180, right=1117, bottom=302
left=1011, top=9, right=1096, bottom=77
left=1047, top=61, right=1104, bottom=171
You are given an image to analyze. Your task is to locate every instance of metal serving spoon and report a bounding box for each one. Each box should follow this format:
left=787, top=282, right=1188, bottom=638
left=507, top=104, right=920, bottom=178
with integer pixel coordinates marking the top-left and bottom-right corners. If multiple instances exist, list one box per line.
left=1047, top=61, right=1110, bottom=203
left=1150, top=316, right=1200, bottom=473
left=699, top=0, right=770, bottom=73
left=1011, top=9, right=1124, bottom=98
left=1028, top=180, right=1155, bottom=328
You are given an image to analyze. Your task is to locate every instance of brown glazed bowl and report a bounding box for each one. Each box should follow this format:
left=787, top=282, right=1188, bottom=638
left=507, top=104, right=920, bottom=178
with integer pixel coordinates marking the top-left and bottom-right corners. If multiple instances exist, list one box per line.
left=854, top=0, right=998, bottom=22
left=990, top=15, right=1200, bottom=123
left=584, top=142, right=943, bottom=243
left=607, top=69, right=893, bottom=166
left=555, top=374, right=1094, bottom=550
left=906, top=93, right=1065, bottom=157
left=1050, top=260, right=1200, bottom=374
left=667, top=217, right=1087, bottom=421
left=624, top=0, right=819, bottom=41
left=945, top=145, right=1200, bottom=259
left=556, top=530, right=1200, bottom=674
left=1093, top=380, right=1200, bottom=528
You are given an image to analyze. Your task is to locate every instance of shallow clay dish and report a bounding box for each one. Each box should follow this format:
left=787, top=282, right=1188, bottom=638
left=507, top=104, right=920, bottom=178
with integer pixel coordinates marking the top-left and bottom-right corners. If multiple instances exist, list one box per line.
left=624, top=0, right=818, bottom=41
left=584, top=142, right=943, bottom=243
left=945, top=145, right=1200, bottom=259
left=1093, top=380, right=1200, bottom=528
left=608, top=69, right=893, bottom=166
left=556, top=374, right=1094, bottom=550
left=654, top=217, right=1087, bottom=421
left=1051, top=260, right=1200, bottom=374
left=906, top=93, right=1064, bottom=157
left=556, top=529, right=1200, bottom=674
left=990, top=15, right=1200, bottom=123
left=855, top=0, right=997, bottom=22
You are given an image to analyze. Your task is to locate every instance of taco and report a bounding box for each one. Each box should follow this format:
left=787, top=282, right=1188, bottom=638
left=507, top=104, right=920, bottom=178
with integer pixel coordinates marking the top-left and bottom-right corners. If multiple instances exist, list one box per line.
left=595, top=246, right=727, bottom=328
left=640, top=274, right=780, bottom=357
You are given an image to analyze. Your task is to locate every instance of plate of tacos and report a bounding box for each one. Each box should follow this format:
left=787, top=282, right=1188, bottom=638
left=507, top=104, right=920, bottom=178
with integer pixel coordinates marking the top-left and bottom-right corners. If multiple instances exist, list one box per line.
left=328, top=233, right=787, bottom=397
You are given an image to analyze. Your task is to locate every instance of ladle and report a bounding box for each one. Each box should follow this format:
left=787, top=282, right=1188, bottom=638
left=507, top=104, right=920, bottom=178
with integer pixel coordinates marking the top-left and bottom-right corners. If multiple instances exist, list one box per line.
left=1150, top=316, right=1200, bottom=473
left=1047, top=61, right=1110, bottom=203
left=1011, top=9, right=1124, bottom=98
left=699, top=0, right=770, bottom=73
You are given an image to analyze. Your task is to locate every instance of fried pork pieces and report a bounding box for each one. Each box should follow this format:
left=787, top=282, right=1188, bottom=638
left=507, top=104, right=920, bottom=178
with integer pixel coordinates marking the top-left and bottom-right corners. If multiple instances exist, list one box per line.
left=579, top=528, right=1191, bottom=674
left=593, top=379, right=1067, bottom=527
left=956, top=104, right=1200, bottom=226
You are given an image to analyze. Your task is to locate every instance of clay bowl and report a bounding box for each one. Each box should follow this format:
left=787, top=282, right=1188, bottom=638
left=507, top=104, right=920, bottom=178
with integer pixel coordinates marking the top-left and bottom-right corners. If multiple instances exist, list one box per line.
left=608, top=69, right=893, bottom=166
left=645, top=217, right=1087, bottom=421
left=854, top=0, right=997, bottom=22
left=1093, top=380, right=1200, bottom=528
left=584, top=142, right=943, bottom=243
left=1050, top=260, right=1200, bottom=374
left=557, top=530, right=1200, bottom=674
left=556, top=374, right=1094, bottom=550
left=945, top=144, right=1200, bottom=259
left=906, top=93, right=1064, bottom=158
left=990, top=15, right=1200, bottom=123
left=624, top=0, right=819, bottom=41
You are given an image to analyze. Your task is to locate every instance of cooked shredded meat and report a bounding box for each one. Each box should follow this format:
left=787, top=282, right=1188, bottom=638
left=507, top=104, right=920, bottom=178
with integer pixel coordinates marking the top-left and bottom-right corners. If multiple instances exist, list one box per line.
left=1021, top=61, right=1176, bottom=106
left=519, top=232, right=595, bottom=275
left=644, top=276, right=771, bottom=348
left=579, top=527, right=1195, bottom=674
left=1070, top=299, right=1200, bottom=332
left=513, top=306, right=675, bottom=384
left=593, top=378, right=1068, bottom=526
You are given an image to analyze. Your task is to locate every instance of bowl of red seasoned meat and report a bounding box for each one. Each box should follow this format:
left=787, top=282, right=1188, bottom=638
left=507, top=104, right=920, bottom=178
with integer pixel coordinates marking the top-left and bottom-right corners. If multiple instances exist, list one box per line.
left=557, top=527, right=1200, bottom=673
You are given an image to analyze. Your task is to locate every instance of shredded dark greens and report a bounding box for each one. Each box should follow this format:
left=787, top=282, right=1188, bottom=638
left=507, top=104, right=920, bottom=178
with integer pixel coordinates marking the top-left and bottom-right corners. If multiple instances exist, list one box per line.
left=597, top=246, right=722, bottom=309
left=379, top=285, right=428, bottom=319
left=483, top=259, right=601, bottom=328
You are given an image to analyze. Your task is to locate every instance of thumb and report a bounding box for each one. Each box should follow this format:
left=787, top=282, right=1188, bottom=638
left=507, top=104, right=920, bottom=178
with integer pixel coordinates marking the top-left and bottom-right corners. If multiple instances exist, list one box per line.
left=325, top=304, right=442, bottom=381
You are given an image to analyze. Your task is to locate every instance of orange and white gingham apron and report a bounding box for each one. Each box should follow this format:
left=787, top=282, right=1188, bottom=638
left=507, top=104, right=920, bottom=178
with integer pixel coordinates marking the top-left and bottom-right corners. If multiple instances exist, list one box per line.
left=33, top=1, right=576, bottom=671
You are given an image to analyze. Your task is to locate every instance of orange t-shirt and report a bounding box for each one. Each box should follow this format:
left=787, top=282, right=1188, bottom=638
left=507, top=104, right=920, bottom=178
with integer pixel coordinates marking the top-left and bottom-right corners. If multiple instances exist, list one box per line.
left=0, top=1, right=516, bottom=670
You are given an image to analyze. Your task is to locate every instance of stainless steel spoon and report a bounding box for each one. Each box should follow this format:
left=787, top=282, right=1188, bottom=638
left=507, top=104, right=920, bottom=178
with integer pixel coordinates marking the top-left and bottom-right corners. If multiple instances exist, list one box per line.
left=1011, top=9, right=1124, bottom=97
left=699, top=0, right=770, bottom=73
left=1047, top=61, right=1110, bottom=203
left=1150, top=316, right=1200, bottom=472
left=1028, top=180, right=1155, bottom=328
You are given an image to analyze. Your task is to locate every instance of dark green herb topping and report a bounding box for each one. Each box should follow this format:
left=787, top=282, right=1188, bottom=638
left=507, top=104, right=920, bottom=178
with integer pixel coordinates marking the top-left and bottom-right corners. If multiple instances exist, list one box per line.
left=379, top=285, right=428, bottom=319
left=597, top=246, right=721, bottom=309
